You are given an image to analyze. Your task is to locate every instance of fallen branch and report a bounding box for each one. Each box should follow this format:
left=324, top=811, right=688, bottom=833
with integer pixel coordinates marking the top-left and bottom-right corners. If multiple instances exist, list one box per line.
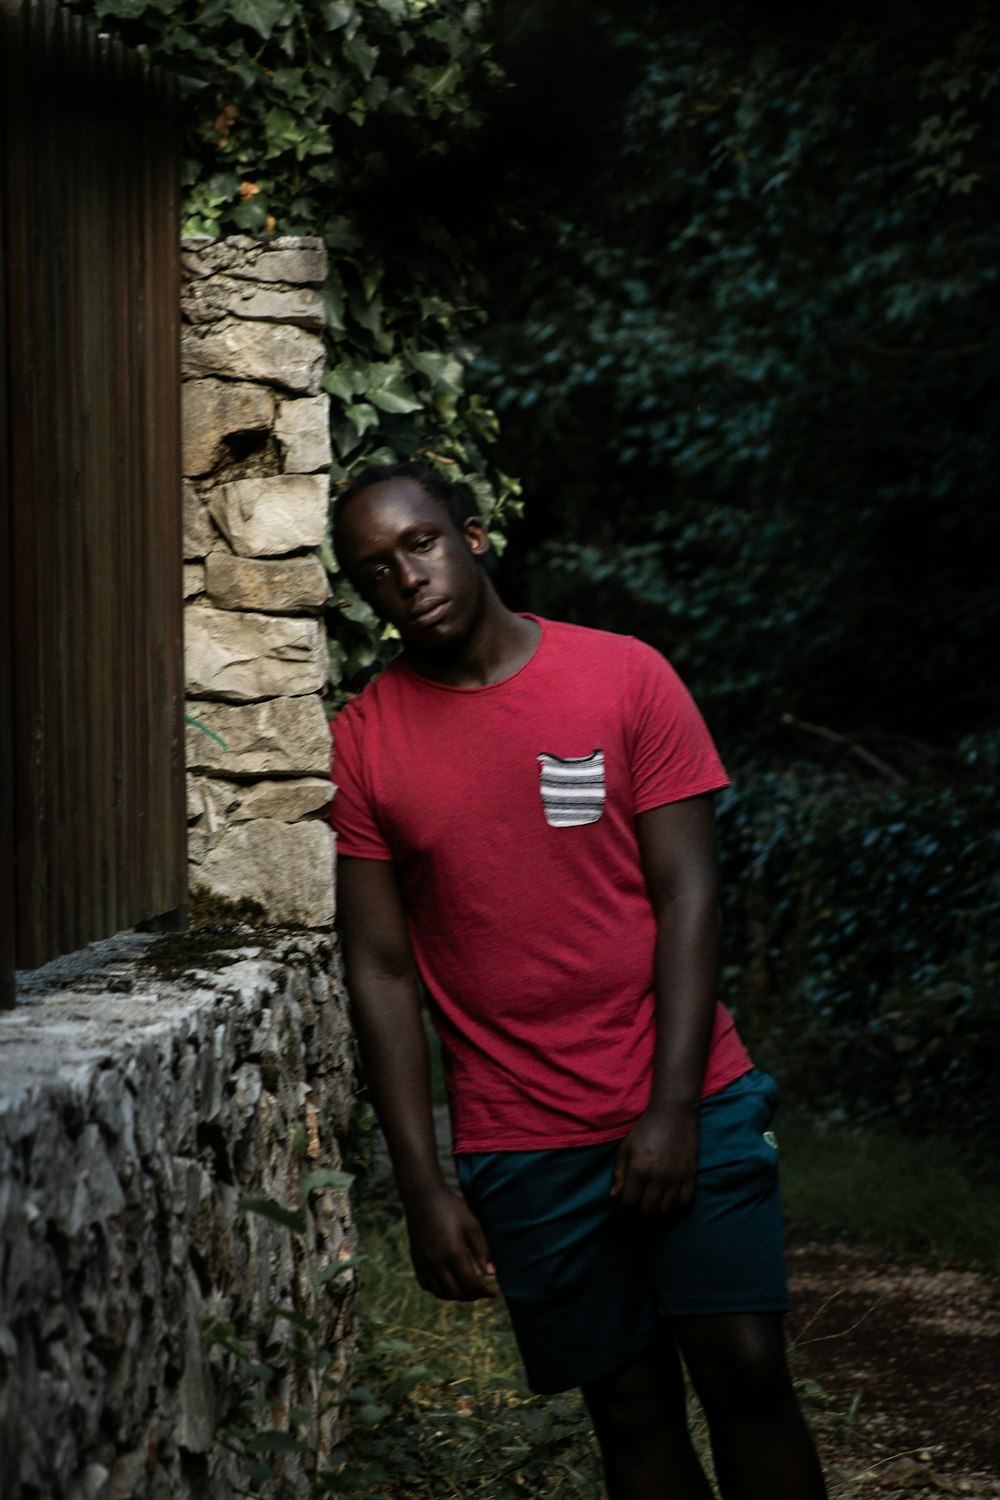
left=851, top=334, right=997, bottom=360
left=781, top=714, right=909, bottom=785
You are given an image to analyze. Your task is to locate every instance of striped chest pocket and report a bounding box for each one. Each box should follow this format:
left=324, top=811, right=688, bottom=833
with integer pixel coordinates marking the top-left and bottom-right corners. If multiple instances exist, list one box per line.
left=537, top=750, right=606, bottom=828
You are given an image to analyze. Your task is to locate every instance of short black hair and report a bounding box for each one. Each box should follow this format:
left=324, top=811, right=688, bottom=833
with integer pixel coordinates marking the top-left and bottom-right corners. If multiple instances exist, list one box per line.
left=332, top=460, right=479, bottom=537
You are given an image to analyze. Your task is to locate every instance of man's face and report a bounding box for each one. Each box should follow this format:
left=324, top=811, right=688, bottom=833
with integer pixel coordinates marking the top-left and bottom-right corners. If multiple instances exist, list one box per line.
left=335, top=477, right=490, bottom=655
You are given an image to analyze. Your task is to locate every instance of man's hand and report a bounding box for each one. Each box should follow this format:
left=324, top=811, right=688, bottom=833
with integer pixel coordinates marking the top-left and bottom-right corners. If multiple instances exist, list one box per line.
left=404, top=1183, right=499, bottom=1301
left=610, top=1103, right=699, bottom=1216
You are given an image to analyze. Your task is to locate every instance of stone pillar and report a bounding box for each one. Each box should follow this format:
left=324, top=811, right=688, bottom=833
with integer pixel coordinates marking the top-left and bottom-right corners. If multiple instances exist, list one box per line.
left=180, top=236, right=335, bottom=928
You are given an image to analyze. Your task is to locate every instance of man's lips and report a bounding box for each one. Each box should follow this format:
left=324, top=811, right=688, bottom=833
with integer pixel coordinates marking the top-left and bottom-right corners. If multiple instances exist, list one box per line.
left=409, top=598, right=449, bottom=626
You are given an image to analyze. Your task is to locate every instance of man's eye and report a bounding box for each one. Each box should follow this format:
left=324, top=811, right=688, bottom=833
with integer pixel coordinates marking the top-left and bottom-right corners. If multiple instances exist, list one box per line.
left=412, top=536, right=435, bottom=553
left=369, top=565, right=389, bottom=583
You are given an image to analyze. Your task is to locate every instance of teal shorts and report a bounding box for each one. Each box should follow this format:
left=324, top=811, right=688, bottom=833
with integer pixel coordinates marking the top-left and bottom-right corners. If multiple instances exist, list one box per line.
left=456, top=1068, right=788, bottom=1394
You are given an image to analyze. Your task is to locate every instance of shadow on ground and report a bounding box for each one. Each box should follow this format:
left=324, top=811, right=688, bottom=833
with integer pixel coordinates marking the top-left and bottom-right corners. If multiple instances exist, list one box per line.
left=786, top=1232, right=1000, bottom=1497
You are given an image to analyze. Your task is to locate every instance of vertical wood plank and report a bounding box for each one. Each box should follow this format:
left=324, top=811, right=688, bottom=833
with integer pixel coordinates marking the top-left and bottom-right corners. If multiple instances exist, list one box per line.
left=0, top=1, right=17, bottom=1005
left=2, top=0, right=185, bottom=970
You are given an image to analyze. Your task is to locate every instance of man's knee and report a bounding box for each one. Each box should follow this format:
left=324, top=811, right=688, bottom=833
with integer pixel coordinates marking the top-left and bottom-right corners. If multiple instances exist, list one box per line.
left=583, top=1338, right=689, bottom=1442
left=674, top=1313, right=798, bottom=1420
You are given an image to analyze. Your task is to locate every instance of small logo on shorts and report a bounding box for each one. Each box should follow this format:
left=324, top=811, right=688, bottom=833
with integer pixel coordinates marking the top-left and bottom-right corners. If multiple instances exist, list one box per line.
left=763, top=1130, right=779, bottom=1151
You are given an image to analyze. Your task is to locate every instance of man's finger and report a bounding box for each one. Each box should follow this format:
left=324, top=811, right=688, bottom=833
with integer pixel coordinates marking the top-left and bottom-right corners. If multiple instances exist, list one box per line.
left=467, top=1223, right=497, bottom=1279
left=431, top=1242, right=498, bottom=1301
left=677, top=1179, right=695, bottom=1210
left=616, top=1163, right=646, bottom=1210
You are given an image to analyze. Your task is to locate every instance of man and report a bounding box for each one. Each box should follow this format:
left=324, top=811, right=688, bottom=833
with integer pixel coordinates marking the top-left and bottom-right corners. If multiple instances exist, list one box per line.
left=330, top=460, right=827, bottom=1500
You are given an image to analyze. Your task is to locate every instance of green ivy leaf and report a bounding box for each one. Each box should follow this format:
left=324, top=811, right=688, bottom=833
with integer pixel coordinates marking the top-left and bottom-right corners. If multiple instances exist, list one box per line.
left=343, top=34, right=378, bottom=83
left=317, top=1258, right=355, bottom=1284
left=344, top=401, right=381, bottom=437
left=368, top=387, right=422, bottom=415
left=229, top=0, right=287, bottom=42
left=232, top=195, right=268, bottom=231
left=322, top=0, right=353, bottom=30
left=243, top=1462, right=275, bottom=1485
left=365, top=359, right=422, bottom=413
left=408, top=348, right=464, bottom=393
left=197, top=0, right=231, bottom=22
left=238, top=1198, right=307, bottom=1234
left=268, top=1304, right=320, bottom=1334
left=246, top=1431, right=313, bottom=1455
left=324, top=370, right=354, bottom=402
left=301, top=1167, right=356, bottom=1193
left=422, top=61, right=461, bottom=99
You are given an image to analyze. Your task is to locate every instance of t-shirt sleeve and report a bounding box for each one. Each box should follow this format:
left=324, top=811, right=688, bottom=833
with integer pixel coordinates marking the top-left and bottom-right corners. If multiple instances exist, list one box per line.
left=626, top=638, right=730, bottom=814
left=329, top=704, right=393, bottom=861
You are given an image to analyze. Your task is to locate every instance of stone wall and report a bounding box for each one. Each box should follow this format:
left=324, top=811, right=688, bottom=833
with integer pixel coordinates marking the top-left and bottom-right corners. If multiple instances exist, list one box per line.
left=0, top=930, right=354, bottom=1500
left=181, top=236, right=335, bottom=930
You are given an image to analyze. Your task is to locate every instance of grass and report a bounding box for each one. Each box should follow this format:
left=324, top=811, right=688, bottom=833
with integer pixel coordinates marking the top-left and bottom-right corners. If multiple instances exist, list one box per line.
left=337, top=1191, right=605, bottom=1498
left=778, top=1109, right=1000, bottom=1273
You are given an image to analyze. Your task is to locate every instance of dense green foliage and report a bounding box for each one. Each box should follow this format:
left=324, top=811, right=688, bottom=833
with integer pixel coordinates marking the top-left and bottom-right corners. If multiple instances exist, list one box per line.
left=477, top=0, right=1000, bottom=750
left=469, top=1, right=1000, bottom=1137
left=717, top=746, right=1000, bottom=1140
left=66, top=0, right=519, bottom=693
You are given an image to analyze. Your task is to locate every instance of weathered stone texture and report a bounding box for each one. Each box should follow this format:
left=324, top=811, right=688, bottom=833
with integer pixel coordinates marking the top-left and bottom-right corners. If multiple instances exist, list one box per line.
left=187, top=777, right=332, bottom=867
left=183, top=480, right=218, bottom=560
left=0, top=932, right=354, bottom=1500
left=181, top=320, right=325, bottom=395
left=185, top=606, right=326, bottom=702
left=191, top=772, right=331, bottom=824
left=183, top=562, right=206, bottom=600
left=208, top=474, right=328, bottom=557
left=232, top=286, right=325, bottom=328
left=206, top=552, right=330, bottom=614
left=196, top=820, right=335, bottom=927
left=275, top=395, right=332, bottom=474
left=237, top=777, right=332, bottom=821
left=183, top=280, right=325, bottom=331
left=234, top=245, right=329, bottom=285
left=182, top=379, right=275, bottom=477
left=184, top=697, right=331, bottom=778
left=181, top=236, right=328, bottom=287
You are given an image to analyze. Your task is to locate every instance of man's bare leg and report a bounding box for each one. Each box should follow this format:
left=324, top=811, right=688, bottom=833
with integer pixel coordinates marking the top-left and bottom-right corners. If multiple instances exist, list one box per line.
left=673, top=1312, right=827, bottom=1500
left=582, top=1338, right=714, bottom=1500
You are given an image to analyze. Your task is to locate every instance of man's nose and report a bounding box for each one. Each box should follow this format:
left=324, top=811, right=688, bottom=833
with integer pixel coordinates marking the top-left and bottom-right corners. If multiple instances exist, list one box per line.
left=396, top=554, right=428, bottom=593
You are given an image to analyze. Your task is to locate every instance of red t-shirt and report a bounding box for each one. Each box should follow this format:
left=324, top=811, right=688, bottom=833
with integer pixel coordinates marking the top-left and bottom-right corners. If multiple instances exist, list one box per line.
left=331, top=618, right=751, bottom=1151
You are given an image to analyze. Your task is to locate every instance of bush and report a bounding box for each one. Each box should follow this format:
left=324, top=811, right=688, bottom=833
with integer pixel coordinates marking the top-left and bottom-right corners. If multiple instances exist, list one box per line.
left=717, top=755, right=1000, bottom=1141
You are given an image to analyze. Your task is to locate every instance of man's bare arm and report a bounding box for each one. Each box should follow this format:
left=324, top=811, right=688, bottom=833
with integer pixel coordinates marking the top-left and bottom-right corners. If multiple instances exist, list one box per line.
left=611, top=794, right=722, bottom=1214
left=337, top=855, right=496, bottom=1299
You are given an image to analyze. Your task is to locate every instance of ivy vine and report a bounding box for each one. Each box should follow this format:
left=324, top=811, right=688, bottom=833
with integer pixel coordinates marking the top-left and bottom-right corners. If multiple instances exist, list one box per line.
left=65, top=0, right=522, bottom=697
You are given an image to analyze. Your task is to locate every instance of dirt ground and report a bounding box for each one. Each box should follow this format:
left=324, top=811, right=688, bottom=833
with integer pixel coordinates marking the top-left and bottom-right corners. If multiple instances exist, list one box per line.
left=785, top=1232, right=1000, bottom=1498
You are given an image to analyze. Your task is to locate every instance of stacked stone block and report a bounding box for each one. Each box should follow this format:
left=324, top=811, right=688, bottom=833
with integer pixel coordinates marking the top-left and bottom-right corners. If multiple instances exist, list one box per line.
left=181, top=236, right=335, bottom=928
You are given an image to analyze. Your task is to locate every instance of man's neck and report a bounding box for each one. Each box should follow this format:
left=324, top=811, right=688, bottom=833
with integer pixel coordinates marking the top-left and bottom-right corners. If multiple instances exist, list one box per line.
left=405, top=599, right=540, bottom=689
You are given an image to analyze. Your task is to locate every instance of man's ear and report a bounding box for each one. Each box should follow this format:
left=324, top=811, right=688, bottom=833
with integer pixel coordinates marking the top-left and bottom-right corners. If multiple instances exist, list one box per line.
left=463, top=517, right=490, bottom=557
